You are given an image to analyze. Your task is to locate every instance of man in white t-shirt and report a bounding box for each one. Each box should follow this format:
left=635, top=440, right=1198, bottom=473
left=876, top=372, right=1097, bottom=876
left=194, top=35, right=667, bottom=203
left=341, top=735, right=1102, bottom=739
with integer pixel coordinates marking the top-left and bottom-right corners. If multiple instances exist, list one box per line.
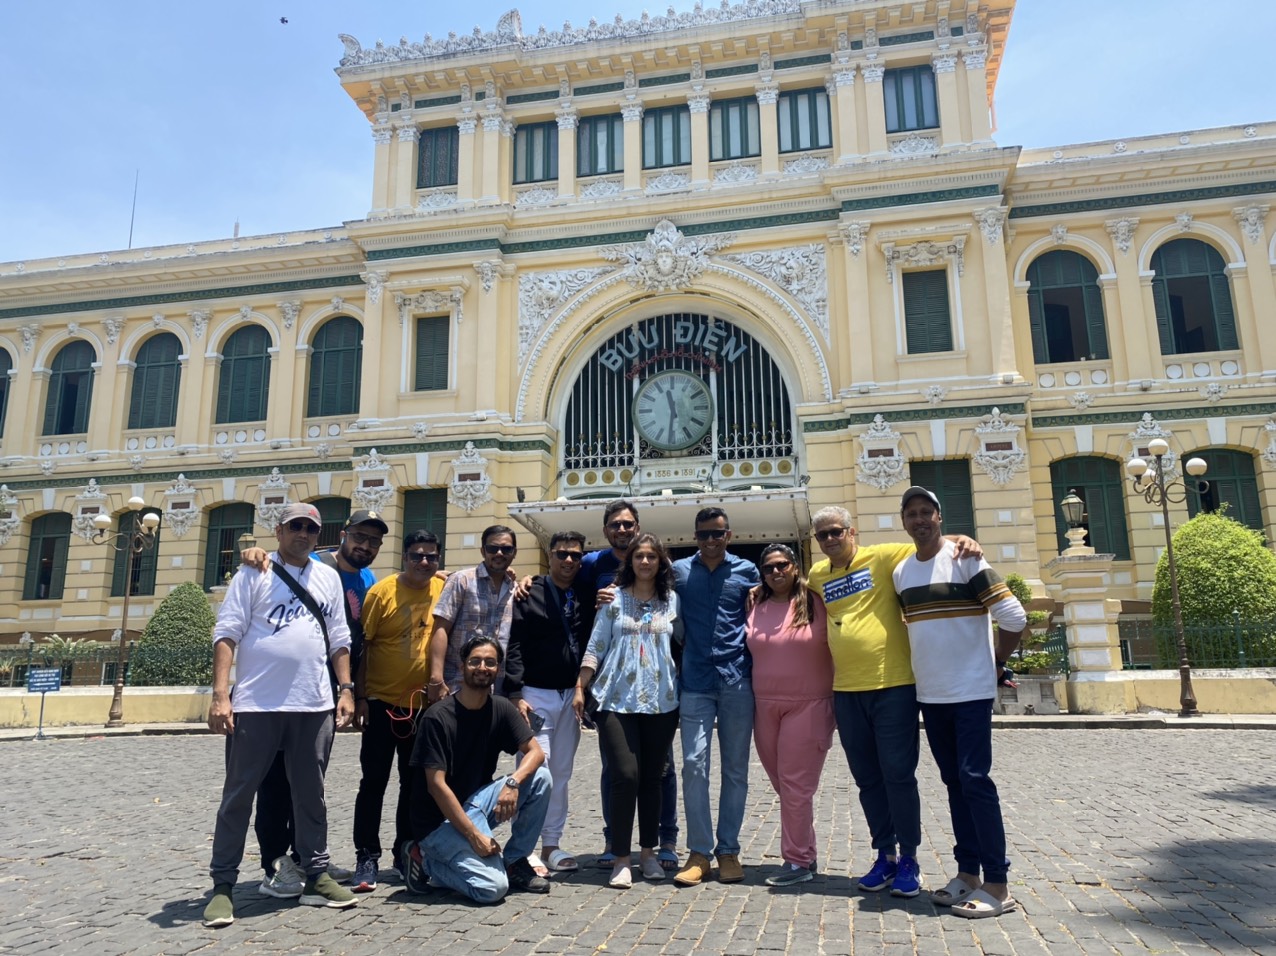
left=892, top=486, right=1025, bottom=921
left=203, top=503, right=359, bottom=927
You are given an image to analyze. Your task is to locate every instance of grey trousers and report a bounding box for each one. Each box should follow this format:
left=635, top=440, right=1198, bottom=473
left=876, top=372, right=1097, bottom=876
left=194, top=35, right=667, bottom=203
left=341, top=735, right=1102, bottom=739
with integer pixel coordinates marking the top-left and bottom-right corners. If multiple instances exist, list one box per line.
left=209, top=710, right=334, bottom=885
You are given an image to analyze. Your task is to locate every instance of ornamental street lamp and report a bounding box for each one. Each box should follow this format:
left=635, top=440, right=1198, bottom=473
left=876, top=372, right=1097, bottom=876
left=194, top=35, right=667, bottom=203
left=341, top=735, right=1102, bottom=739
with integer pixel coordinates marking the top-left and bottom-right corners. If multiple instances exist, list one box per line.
left=1125, top=438, right=1208, bottom=717
left=92, top=496, right=160, bottom=728
left=1059, top=489, right=1091, bottom=555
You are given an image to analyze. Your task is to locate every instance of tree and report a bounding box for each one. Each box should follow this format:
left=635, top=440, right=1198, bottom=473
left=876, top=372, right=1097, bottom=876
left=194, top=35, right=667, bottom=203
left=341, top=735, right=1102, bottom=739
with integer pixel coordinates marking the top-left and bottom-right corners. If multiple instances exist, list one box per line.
left=127, top=581, right=216, bottom=686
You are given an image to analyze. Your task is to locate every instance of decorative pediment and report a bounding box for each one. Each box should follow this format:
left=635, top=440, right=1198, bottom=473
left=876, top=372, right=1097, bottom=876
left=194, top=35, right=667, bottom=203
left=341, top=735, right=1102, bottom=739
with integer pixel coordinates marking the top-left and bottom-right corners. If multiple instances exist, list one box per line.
left=1127, top=413, right=1177, bottom=478
left=256, top=468, right=292, bottom=532
left=448, top=441, right=493, bottom=513
left=72, top=479, right=110, bottom=540
left=855, top=415, right=907, bottom=492
left=600, top=219, right=735, bottom=293
left=0, top=485, right=20, bottom=546
left=972, top=407, right=1026, bottom=487
left=163, top=473, right=199, bottom=538
left=352, top=448, right=395, bottom=513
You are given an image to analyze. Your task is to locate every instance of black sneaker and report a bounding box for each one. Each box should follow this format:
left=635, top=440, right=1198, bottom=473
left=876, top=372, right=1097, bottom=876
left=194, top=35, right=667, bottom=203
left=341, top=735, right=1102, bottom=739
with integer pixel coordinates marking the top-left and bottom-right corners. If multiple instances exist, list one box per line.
left=506, top=856, right=551, bottom=894
left=402, top=840, right=432, bottom=894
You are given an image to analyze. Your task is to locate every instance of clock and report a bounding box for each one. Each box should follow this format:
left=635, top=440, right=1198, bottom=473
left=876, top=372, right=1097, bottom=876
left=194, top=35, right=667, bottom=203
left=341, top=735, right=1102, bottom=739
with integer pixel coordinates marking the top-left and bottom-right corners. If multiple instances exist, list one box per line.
left=633, top=370, right=713, bottom=451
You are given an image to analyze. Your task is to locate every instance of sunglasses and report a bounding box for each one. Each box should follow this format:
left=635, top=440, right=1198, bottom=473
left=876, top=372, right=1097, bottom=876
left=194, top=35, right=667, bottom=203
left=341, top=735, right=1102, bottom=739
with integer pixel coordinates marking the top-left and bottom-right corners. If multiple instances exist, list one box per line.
left=464, top=657, right=500, bottom=669
left=607, top=519, right=637, bottom=531
left=405, top=551, right=440, bottom=564
left=484, top=544, right=516, bottom=556
left=694, top=529, right=728, bottom=541
left=285, top=519, right=320, bottom=533
left=552, top=549, right=583, bottom=561
left=762, top=561, right=792, bottom=574
left=815, top=527, right=848, bottom=542
left=345, top=530, right=383, bottom=547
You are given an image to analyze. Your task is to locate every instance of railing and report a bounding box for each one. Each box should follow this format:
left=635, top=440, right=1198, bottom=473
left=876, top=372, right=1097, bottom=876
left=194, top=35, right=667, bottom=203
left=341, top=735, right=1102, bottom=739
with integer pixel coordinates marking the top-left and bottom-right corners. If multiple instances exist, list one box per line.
left=0, top=642, right=213, bottom=688
left=1118, top=613, right=1276, bottom=669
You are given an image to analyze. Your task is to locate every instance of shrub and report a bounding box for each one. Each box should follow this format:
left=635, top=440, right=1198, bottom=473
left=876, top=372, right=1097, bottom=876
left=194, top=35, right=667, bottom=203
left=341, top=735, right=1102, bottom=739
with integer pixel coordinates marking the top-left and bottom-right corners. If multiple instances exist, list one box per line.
left=128, top=581, right=216, bottom=686
left=1152, top=511, right=1276, bottom=626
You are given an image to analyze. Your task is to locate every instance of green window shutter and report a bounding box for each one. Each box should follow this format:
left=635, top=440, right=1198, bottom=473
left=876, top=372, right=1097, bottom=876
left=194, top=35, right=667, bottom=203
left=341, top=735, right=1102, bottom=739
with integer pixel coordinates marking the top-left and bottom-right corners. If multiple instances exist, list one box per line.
left=307, top=317, right=362, bottom=417
left=313, top=496, right=351, bottom=549
left=216, top=326, right=271, bottom=423
left=908, top=460, right=975, bottom=539
left=1209, top=273, right=1239, bottom=351
left=1150, top=276, right=1175, bottom=355
left=1082, top=280, right=1110, bottom=359
left=111, top=510, right=161, bottom=596
left=417, top=127, right=460, bottom=189
left=129, top=333, right=182, bottom=430
left=24, top=512, right=72, bottom=600
left=1050, top=457, right=1130, bottom=560
left=43, top=341, right=96, bottom=435
left=0, top=349, right=12, bottom=439
left=903, top=270, right=952, bottom=354
left=403, top=489, right=448, bottom=565
left=1026, top=290, right=1049, bottom=363
left=414, top=316, right=450, bottom=391
left=203, top=503, right=255, bottom=591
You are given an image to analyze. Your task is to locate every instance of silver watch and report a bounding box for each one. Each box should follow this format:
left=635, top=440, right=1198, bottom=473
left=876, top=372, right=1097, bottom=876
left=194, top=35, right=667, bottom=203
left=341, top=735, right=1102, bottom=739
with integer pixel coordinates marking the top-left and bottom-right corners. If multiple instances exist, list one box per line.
left=503, top=775, right=519, bottom=790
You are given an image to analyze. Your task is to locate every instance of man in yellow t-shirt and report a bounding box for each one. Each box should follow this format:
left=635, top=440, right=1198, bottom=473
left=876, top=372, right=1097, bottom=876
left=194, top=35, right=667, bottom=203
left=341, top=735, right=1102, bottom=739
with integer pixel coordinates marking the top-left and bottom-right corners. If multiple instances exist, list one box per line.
left=351, top=529, right=445, bottom=892
left=806, top=506, right=980, bottom=900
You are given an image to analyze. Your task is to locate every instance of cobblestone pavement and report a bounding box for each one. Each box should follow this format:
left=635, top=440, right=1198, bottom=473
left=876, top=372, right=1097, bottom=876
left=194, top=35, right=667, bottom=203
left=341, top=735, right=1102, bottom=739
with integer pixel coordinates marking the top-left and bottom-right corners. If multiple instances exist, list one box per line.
left=3, top=727, right=1273, bottom=955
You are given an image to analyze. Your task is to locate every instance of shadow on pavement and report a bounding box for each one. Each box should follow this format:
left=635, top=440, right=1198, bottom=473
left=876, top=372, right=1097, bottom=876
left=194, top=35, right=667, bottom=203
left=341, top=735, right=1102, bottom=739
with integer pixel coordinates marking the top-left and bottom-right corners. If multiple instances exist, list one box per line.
left=147, top=885, right=296, bottom=929
left=1201, top=782, right=1276, bottom=805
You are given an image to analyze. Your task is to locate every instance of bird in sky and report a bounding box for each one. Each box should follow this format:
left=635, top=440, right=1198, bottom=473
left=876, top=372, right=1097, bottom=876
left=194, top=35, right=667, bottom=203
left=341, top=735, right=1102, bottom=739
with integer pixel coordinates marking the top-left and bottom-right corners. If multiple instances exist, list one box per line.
left=279, top=17, right=288, bottom=25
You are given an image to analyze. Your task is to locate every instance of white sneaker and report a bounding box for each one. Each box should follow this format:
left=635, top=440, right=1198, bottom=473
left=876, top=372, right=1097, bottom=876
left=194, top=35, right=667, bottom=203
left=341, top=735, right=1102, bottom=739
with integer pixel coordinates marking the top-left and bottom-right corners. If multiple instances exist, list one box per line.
left=259, top=856, right=305, bottom=898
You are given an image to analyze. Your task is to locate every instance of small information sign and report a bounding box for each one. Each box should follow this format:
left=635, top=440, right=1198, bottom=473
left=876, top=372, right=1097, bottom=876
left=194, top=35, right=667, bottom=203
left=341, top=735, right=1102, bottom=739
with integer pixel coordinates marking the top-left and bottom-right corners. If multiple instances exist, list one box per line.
left=27, top=667, right=62, bottom=693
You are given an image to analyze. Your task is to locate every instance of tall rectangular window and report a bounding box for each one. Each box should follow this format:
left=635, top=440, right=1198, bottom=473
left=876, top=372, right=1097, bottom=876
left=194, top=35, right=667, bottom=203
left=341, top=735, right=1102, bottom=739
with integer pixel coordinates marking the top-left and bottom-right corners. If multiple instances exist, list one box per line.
left=778, top=87, right=831, bottom=153
left=23, top=513, right=71, bottom=600
left=203, top=503, right=255, bottom=591
left=417, top=126, right=460, bottom=189
left=414, top=316, right=450, bottom=391
left=709, top=97, right=760, bottom=161
left=403, top=488, right=448, bottom=566
left=577, top=114, right=624, bottom=176
left=884, top=65, right=938, bottom=133
left=513, top=122, right=558, bottom=184
left=642, top=106, right=691, bottom=169
left=907, top=460, right=976, bottom=539
left=111, top=510, right=161, bottom=597
left=903, top=269, right=953, bottom=354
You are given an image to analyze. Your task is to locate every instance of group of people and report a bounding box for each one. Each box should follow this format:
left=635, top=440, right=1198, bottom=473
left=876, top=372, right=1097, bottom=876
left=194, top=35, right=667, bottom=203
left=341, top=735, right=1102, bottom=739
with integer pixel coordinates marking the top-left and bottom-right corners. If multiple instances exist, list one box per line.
left=203, top=485, right=1026, bottom=927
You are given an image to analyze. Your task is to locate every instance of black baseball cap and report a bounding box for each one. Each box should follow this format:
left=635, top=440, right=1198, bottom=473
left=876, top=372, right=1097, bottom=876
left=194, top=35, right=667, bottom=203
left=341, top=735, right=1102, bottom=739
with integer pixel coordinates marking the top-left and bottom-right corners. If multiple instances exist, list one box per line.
left=345, top=509, right=389, bottom=534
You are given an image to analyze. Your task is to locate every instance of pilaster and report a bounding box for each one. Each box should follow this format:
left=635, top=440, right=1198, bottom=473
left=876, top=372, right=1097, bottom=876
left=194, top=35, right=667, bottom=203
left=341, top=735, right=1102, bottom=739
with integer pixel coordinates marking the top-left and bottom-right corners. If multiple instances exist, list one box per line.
left=688, top=92, right=711, bottom=185
left=1105, top=218, right=1157, bottom=384
left=932, top=53, right=962, bottom=147
left=393, top=121, right=418, bottom=212
left=860, top=63, right=888, bottom=155
left=961, top=47, right=992, bottom=143
left=370, top=123, right=393, bottom=215
left=480, top=108, right=505, bottom=204
left=621, top=103, right=644, bottom=192
left=973, top=208, right=1018, bottom=382
left=456, top=116, right=478, bottom=202
left=839, top=220, right=875, bottom=389
left=556, top=106, right=578, bottom=198
left=830, top=66, right=858, bottom=162
left=755, top=83, right=780, bottom=177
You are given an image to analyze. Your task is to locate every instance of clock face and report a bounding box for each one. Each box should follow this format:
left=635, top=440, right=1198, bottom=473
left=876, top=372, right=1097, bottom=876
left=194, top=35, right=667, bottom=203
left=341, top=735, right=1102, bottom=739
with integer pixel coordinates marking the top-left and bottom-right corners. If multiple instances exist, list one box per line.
left=634, top=370, right=713, bottom=451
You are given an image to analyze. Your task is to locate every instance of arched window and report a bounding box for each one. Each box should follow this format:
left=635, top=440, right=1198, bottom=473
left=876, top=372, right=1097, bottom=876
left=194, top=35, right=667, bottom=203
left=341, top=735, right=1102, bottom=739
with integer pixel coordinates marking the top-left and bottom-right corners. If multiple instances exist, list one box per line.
left=204, top=503, right=255, bottom=591
left=1150, top=238, right=1238, bottom=355
left=0, top=348, right=12, bottom=438
left=312, top=496, right=352, bottom=549
left=1050, top=457, right=1130, bottom=560
left=42, top=340, right=96, bottom=435
left=1026, top=250, right=1109, bottom=364
left=128, top=333, right=183, bottom=430
left=1187, top=449, right=1263, bottom=532
left=111, top=508, right=163, bottom=596
left=307, top=317, right=362, bottom=418
left=214, top=326, right=271, bottom=424
left=24, top=512, right=72, bottom=600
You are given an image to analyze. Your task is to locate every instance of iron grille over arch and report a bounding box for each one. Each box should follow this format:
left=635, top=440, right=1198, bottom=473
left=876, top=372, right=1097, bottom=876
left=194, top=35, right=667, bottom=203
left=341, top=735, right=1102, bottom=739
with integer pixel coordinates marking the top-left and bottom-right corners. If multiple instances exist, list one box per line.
left=562, top=312, right=794, bottom=472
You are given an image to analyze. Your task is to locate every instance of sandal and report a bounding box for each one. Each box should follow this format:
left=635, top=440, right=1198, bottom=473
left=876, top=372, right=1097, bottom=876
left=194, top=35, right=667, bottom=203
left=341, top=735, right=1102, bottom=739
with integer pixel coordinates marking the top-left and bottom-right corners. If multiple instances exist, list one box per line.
left=950, top=888, right=1018, bottom=919
left=527, top=852, right=549, bottom=878
left=594, top=850, right=616, bottom=868
left=931, top=876, right=976, bottom=907
left=546, top=848, right=578, bottom=872
left=658, top=845, right=680, bottom=872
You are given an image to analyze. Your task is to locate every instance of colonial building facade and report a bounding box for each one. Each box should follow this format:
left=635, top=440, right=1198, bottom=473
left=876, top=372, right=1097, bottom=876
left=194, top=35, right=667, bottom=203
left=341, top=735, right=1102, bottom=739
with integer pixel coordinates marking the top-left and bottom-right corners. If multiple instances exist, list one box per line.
left=1, top=0, right=1274, bottom=647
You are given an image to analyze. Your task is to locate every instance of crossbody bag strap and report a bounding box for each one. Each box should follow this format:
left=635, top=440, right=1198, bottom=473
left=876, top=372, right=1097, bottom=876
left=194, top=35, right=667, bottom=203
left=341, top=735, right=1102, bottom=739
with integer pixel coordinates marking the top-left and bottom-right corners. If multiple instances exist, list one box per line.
left=270, top=560, right=331, bottom=660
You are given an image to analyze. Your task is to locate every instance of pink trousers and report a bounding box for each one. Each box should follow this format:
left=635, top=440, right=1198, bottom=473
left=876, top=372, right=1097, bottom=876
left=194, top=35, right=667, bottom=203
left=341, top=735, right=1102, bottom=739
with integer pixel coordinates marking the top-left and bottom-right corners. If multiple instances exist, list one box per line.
left=753, top=696, right=836, bottom=868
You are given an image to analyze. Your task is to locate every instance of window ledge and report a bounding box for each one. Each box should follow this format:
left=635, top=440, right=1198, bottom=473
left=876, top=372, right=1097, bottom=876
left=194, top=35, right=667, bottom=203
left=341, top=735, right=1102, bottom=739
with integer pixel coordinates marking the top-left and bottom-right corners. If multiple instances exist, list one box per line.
left=896, top=350, right=968, bottom=364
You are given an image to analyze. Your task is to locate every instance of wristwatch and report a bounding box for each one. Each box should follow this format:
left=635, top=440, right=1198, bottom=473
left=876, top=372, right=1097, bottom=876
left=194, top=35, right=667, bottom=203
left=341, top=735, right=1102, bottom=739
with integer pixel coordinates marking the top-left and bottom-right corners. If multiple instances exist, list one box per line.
left=503, top=775, right=519, bottom=790
left=337, top=682, right=356, bottom=693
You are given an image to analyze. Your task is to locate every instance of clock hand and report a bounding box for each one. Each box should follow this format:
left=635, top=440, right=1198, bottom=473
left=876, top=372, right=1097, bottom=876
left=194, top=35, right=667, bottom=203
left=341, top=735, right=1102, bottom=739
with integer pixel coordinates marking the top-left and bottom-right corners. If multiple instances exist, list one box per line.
left=666, top=388, right=678, bottom=434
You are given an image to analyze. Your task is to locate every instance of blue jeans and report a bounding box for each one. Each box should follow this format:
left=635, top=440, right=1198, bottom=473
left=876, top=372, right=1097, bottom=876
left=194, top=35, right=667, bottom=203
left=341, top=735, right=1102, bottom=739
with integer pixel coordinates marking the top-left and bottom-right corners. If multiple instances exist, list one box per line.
left=680, top=677, right=754, bottom=858
left=417, top=765, right=552, bottom=904
left=833, top=685, right=921, bottom=857
left=919, top=698, right=1008, bottom=883
left=600, top=743, right=679, bottom=847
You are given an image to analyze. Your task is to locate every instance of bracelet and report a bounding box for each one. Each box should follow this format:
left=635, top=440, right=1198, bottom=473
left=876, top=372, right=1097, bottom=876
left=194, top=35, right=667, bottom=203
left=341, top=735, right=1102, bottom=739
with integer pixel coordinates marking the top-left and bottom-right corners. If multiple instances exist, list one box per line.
left=427, top=680, right=444, bottom=687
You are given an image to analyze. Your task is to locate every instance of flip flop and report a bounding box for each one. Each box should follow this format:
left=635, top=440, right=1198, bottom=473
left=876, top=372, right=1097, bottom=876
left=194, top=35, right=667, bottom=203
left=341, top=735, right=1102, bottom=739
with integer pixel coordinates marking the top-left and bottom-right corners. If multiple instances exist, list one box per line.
left=950, top=889, right=1018, bottom=919
left=594, top=850, right=616, bottom=868
left=658, top=846, right=680, bottom=872
left=931, top=877, right=976, bottom=907
left=527, top=852, right=549, bottom=878
left=546, top=849, right=578, bottom=872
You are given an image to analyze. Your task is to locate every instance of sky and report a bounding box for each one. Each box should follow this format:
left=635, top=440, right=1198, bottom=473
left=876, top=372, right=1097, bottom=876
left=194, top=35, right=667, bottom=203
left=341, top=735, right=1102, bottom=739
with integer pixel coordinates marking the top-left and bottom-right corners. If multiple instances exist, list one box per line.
left=2, top=0, right=1273, bottom=265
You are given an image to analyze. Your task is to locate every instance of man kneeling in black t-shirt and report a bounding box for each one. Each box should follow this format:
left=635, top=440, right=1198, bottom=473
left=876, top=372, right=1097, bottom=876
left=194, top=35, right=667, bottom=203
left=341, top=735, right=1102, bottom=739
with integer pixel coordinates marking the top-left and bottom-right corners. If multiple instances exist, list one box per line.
left=403, top=635, right=553, bottom=902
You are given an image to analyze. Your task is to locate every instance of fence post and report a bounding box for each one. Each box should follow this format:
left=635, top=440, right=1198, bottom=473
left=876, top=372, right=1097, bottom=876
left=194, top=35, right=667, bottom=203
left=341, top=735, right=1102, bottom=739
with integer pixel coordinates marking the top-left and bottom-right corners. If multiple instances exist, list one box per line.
left=1233, top=609, right=1246, bottom=667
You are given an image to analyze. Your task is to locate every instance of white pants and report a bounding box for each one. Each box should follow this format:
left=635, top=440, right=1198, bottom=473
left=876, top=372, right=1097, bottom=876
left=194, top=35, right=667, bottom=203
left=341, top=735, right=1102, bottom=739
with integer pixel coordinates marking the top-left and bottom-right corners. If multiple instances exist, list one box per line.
left=519, top=685, right=581, bottom=847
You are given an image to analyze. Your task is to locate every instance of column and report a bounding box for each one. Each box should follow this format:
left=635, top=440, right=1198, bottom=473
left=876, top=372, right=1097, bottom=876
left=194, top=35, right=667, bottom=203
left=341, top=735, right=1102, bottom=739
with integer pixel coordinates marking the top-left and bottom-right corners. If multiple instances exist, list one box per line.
left=556, top=105, right=578, bottom=198
left=1104, top=218, right=1157, bottom=386
left=975, top=208, right=1019, bottom=382
left=7, top=329, right=41, bottom=458
left=688, top=92, right=711, bottom=185
left=621, top=103, right=644, bottom=192
left=1234, top=205, right=1276, bottom=376
left=480, top=111, right=504, bottom=203
left=831, top=66, right=858, bottom=162
left=961, top=47, right=992, bottom=143
left=755, top=83, right=779, bottom=177
left=393, top=122, right=418, bottom=213
left=1043, top=551, right=1131, bottom=714
left=175, top=310, right=209, bottom=449
left=931, top=52, right=962, bottom=147
left=1096, top=275, right=1132, bottom=387
left=839, top=220, right=875, bottom=390
left=358, top=278, right=387, bottom=423
left=370, top=124, right=393, bottom=215
left=456, top=116, right=478, bottom=202
left=85, top=351, right=118, bottom=454
left=860, top=63, right=888, bottom=155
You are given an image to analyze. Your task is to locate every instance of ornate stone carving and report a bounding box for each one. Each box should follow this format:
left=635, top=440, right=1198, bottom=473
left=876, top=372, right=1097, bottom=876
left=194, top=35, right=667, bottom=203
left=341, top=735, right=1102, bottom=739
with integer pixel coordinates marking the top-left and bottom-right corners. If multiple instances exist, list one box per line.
left=833, top=67, right=856, bottom=88
left=103, top=317, right=125, bottom=346
left=1105, top=217, right=1139, bottom=254
left=518, top=268, right=613, bottom=365
left=883, top=237, right=965, bottom=281
left=620, top=103, right=644, bottom=123
left=129, top=454, right=144, bottom=470
left=19, top=323, right=41, bottom=353
left=932, top=53, right=957, bottom=73
left=581, top=178, right=623, bottom=198
left=39, top=460, right=55, bottom=476
left=255, top=467, right=293, bottom=532
left=152, top=314, right=165, bottom=327
left=721, top=245, right=828, bottom=340
left=516, top=185, right=558, bottom=205
left=72, top=479, right=110, bottom=540
left=395, top=289, right=464, bottom=327
left=555, top=106, right=578, bottom=131
left=277, top=300, right=301, bottom=330
left=713, top=162, right=758, bottom=184
left=160, top=474, right=199, bottom=538
left=972, top=407, right=1026, bottom=487
left=855, top=415, right=906, bottom=492
left=411, top=421, right=430, bottom=439
left=962, top=47, right=987, bottom=70
left=924, top=385, right=947, bottom=405
left=397, top=124, right=418, bottom=142
left=1112, top=141, right=1128, bottom=153
left=360, top=272, right=387, bottom=306
left=372, top=125, right=393, bottom=145
left=314, top=443, right=333, bottom=459
left=973, top=208, right=1007, bottom=245
left=687, top=92, right=711, bottom=114
left=0, top=485, right=20, bottom=546
left=418, top=190, right=459, bottom=209
left=1068, top=391, right=1094, bottom=410
left=1128, top=413, right=1177, bottom=479
left=457, top=116, right=478, bottom=135
left=1234, top=204, right=1269, bottom=244
left=754, top=84, right=779, bottom=106
left=474, top=260, right=500, bottom=293
left=890, top=134, right=937, bottom=155
left=840, top=221, right=870, bottom=257
left=353, top=447, right=395, bottom=513
left=1263, top=416, right=1276, bottom=468
left=338, top=3, right=805, bottom=68
left=448, top=441, right=493, bottom=513
left=783, top=155, right=829, bottom=175
left=645, top=171, right=690, bottom=192
left=861, top=63, right=885, bottom=83
left=1051, top=224, right=1068, bottom=244
left=1200, top=382, right=1226, bottom=402
left=188, top=309, right=210, bottom=339
left=600, top=219, right=734, bottom=294
left=1175, top=212, right=1194, bottom=233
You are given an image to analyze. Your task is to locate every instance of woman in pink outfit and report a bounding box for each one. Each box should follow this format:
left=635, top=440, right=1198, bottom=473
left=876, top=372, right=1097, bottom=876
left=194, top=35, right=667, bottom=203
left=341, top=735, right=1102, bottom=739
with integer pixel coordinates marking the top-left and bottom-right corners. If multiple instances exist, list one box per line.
left=746, top=543, right=835, bottom=887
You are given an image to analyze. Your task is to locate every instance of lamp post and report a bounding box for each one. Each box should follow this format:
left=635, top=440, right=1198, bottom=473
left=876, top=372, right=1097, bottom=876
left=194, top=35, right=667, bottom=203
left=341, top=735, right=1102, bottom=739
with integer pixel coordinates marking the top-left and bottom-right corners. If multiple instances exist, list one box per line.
left=1125, top=438, right=1208, bottom=717
left=1059, top=489, right=1091, bottom=555
left=92, top=496, right=160, bottom=728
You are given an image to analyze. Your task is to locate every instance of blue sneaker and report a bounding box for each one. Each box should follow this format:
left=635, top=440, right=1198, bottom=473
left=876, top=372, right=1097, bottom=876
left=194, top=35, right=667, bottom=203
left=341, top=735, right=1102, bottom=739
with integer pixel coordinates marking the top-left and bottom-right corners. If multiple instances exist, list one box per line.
left=403, top=840, right=432, bottom=894
left=890, top=855, right=921, bottom=897
left=857, top=853, right=897, bottom=892
left=351, top=853, right=378, bottom=892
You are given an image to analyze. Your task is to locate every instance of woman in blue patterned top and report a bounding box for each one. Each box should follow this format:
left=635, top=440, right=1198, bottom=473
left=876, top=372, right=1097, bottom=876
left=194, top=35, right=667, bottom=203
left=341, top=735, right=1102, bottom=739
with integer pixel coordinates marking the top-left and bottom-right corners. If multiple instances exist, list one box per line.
left=574, top=532, right=681, bottom=889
